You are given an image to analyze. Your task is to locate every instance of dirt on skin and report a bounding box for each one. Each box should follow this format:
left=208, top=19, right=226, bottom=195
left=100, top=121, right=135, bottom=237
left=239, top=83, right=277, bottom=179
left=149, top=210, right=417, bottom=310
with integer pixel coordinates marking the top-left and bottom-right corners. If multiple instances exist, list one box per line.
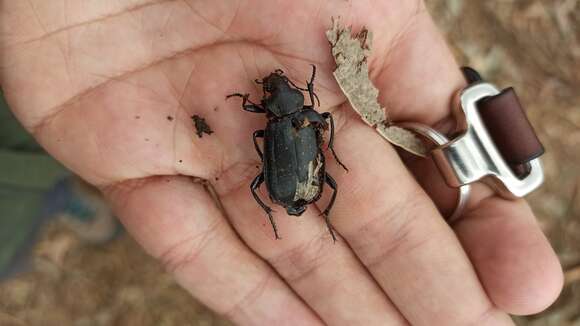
left=1, top=0, right=579, bottom=325
left=192, top=115, right=214, bottom=138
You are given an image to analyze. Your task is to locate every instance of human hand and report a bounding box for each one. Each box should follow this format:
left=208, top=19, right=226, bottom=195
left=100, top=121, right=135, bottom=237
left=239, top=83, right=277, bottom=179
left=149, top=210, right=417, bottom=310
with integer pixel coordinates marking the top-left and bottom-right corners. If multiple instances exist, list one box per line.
left=0, top=1, right=562, bottom=325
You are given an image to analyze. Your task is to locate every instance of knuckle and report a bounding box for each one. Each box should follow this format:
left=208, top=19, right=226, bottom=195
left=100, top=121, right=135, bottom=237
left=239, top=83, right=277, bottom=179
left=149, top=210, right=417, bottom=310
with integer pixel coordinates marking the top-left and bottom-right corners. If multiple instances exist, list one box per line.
left=223, top=273, right=273, bottom=319
left=347, top=188, right=433, bottom=268
left=465, top=305, right=504, bottom=326
left=157, top=219, right=221, bottom=273
left=268, top=232, right=331, bottom=283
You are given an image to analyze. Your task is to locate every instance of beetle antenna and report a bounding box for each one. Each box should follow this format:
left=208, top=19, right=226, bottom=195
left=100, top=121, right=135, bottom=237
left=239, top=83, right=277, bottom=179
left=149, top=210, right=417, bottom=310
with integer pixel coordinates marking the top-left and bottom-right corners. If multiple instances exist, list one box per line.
left=305, top=79, right=321, bottom=107
left=309, top=64, right=316, bottom=85
left=283, top=76, right=310, bottom=91
left=290, top=82, right=309, bottom=92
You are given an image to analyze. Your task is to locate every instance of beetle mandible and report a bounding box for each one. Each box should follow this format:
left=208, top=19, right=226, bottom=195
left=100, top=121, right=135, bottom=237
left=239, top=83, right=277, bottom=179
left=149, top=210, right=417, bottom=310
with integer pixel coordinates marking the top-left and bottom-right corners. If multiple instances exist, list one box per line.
left=227, top=65, right=348, bottom=241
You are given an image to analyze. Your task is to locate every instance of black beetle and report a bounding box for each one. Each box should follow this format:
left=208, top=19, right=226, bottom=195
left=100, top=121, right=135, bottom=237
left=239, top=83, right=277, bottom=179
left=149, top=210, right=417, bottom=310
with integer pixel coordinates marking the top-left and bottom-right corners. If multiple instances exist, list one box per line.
left=227, top=66, right=347, bottom=241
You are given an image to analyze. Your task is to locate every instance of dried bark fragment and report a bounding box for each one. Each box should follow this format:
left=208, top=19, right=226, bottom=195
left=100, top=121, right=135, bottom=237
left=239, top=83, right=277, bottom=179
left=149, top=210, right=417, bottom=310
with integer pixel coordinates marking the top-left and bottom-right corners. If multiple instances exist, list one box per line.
left=326, top=19, right=428, bottom=157
left=376, top=123, right=429, bottom=156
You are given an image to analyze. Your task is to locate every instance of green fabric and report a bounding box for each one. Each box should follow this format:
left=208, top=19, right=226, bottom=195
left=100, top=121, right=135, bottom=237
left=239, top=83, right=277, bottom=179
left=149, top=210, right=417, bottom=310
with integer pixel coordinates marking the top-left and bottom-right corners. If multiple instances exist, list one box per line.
left=0, top=91, right=69, bottom=275
left=0, top=188, right=44, bottom=273
left=0, top=151, right=68, bottom=191
left=0, top=94, right=42, bottom=152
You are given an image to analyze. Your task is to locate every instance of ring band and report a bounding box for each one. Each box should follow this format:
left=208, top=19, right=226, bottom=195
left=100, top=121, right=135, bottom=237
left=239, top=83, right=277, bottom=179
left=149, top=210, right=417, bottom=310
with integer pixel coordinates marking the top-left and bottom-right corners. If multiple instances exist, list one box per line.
left=396, top=122, right=471, bottom=223
left=394, top=70, right=544, bottom=222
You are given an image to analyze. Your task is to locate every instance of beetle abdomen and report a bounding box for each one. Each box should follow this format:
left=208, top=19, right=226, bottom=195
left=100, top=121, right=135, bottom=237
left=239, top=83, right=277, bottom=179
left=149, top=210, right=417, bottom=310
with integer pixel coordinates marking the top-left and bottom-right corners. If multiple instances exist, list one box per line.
left=293, top=153, right=323, bottom=202
left=263, top=117, right=324, bottom=207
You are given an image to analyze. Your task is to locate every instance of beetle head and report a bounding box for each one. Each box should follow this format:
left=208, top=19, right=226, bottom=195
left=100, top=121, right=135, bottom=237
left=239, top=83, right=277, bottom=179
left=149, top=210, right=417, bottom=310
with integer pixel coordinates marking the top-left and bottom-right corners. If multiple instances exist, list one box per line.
left=260, top=71, right=291, bottom=94
left=256, top=70, right=305, bottom=117
left=287, top=205, right=307, bottom=216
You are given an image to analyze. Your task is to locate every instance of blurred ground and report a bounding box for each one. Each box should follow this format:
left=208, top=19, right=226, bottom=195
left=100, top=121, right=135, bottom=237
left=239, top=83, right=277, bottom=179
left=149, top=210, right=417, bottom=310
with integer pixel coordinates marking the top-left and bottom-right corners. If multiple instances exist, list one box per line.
left=426, top=1, right=580, bottom=324
left=0, top=222, right=231, bottom=326
left=0, top=0, right=579, bottom=325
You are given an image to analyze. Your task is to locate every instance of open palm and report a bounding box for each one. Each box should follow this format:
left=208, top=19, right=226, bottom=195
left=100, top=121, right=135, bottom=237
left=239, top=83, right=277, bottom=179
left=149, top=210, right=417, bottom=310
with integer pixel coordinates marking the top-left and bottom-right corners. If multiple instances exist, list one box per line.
left=1, top=0, right=562, bottom=325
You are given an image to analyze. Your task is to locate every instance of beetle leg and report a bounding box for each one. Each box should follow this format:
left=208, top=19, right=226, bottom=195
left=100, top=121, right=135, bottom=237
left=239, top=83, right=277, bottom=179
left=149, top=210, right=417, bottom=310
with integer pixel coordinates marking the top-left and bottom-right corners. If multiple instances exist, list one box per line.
left=253, top=130, right=264, bottom=160
left=321, top=112, right=349, bottom=172
left=254, top=79, right=267, bottom=96
left=309, top=64, right=316, bottom=84
left=306, top=81, right=321, bottom=108
left=251, top=174, right=280, bottom=240
left=321, top=173, right=338, bottom=242
left=306, top=65, right=321, bottom=107
left=226, top=93, right=266, bottom=113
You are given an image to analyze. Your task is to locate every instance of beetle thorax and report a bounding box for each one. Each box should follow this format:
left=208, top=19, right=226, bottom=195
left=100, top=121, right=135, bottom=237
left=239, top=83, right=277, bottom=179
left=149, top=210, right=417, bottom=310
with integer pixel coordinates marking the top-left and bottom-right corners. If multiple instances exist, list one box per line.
left=265, top=90, right=304, bottom=117
left=260, top=73, right=305, bottom=117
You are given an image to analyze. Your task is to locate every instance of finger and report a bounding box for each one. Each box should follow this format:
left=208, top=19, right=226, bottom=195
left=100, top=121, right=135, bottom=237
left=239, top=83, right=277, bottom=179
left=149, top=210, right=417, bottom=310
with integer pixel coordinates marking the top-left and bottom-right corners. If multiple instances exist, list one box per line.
left=402, top=155, right=494, bottom=218
left=103, top=176, right=323, bottom=325
left=359, top=2, right=563, bottom=316
left=454, top=198, right=563, bottom=315
left=348, top=0, right=561, bottom=313
left=324, top=112, right=513, bottom=325
left=211, top=162, right=408, bottom=326
left=397, top=150, right=562, bottom=314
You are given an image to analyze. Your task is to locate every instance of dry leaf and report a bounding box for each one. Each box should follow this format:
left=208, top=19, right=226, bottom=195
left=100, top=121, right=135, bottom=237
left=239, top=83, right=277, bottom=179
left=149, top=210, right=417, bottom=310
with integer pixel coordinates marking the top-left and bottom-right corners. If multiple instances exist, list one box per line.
left=325, top=18, right=428, bottom=157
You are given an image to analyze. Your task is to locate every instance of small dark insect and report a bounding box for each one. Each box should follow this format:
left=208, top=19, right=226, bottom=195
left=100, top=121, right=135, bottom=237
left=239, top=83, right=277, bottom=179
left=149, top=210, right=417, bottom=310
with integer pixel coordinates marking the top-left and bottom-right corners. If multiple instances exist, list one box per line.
left=227, top=65, right=347, bottom=241
left=192, top=115, right=214, bottom=138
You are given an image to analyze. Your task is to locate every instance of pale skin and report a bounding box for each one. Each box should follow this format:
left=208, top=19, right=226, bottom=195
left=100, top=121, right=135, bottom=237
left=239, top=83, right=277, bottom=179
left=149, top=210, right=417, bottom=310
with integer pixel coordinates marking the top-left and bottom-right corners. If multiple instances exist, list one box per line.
left=0, top=0, right=563, bottom=325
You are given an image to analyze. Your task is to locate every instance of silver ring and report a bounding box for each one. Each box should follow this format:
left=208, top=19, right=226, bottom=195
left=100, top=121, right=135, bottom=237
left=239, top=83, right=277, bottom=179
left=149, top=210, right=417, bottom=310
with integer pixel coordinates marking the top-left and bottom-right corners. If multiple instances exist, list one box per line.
left=396, top=122, right=471, bottom=223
